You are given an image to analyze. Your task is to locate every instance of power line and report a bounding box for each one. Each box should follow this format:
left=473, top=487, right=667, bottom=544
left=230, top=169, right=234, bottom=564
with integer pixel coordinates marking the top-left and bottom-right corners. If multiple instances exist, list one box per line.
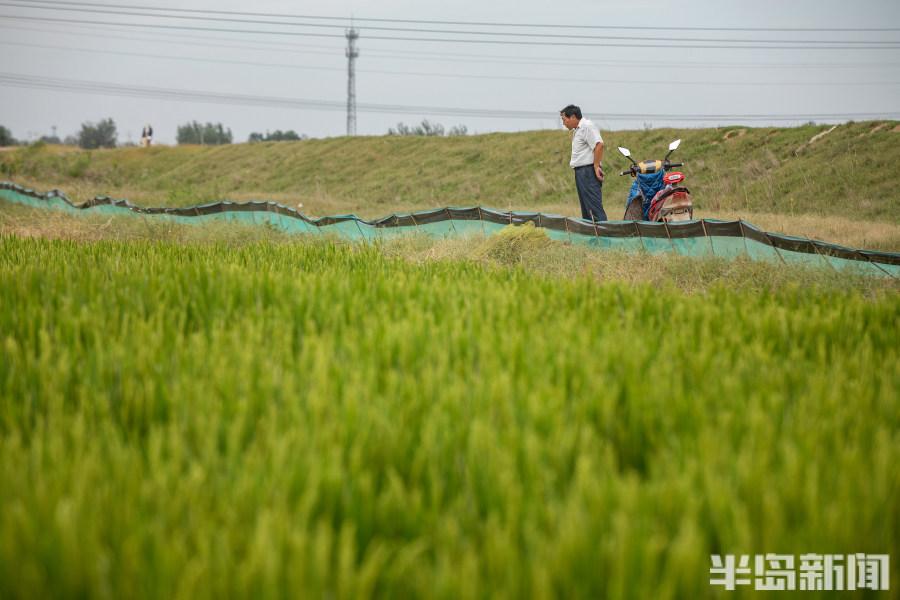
left=5, top=22, right=899, bottom=69
left=0, top=13, right=341, bottom=38
left=0, top=40, right=345, bottom=72
left=367, top=49, right=900, bottom=69
left=0, top=21, right=344, bottom=53
left=11, top=0, right=900, bottom=33
left=2, top=72, right=898, bottom=122
left=3, top=1, right=899, bottom=45
left=6, top=40, right=900, bottom=87
left=2, top=13, right=899, bottom=50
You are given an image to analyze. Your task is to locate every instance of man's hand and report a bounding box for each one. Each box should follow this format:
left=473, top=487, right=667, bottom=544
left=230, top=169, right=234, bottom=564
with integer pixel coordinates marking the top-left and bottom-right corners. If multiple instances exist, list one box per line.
left=593, top=141, right=604, bottom=182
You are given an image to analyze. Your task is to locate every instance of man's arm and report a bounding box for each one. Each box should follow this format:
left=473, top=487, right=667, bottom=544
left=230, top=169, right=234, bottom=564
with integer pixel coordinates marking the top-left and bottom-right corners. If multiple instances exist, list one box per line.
left=593, top=141, right=604, bottom=181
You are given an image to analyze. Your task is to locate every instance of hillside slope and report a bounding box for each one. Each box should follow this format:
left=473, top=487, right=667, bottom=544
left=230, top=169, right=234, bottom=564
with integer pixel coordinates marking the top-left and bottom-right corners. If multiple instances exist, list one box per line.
left=2, top=121, right=898, bottom=223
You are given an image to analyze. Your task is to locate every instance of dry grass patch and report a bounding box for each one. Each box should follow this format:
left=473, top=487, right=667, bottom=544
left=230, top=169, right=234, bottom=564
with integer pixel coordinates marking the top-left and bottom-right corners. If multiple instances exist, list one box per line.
left=706, top=210, right=900, bottom=251
left=0, top=202, right=295, bottom=245
left=380, top=227, right=897, bottom=296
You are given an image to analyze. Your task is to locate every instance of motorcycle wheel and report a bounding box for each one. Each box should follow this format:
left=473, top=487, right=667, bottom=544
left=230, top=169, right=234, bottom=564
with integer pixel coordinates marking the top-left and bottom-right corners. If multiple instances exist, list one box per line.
left=623, top=196, right=644, bottom=221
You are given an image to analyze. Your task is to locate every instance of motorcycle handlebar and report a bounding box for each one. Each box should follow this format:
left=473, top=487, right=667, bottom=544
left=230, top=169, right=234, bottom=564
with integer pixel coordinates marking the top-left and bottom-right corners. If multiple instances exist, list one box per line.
left=619, top=161, right=685, bottom=176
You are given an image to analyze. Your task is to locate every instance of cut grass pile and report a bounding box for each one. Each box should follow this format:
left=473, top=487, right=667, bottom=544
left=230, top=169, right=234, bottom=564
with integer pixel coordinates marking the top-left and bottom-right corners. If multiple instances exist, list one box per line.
left=1, top=235, right=897, bottom=598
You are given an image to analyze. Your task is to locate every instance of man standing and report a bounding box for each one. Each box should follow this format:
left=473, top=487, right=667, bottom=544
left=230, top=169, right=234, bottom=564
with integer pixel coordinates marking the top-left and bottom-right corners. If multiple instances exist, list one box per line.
left=560, top=105, right=606, bottom=221
left=141, top=124, right=153, bottom=147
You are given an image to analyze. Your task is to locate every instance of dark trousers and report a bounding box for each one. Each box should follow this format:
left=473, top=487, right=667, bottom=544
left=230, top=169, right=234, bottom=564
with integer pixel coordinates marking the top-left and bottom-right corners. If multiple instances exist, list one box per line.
left=574, top=164, right=607, bottom=221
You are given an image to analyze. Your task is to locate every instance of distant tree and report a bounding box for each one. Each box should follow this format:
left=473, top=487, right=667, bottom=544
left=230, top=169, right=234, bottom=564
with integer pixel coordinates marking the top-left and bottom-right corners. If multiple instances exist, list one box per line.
left=388, top=122, right=412, bottom=136
left=388, top=119, right=443, bottom=136
left=176, top=121, right=233, bottom=145
left=0, top=125, right=17, bottom=146
left=388, top=119, right=467, bottom=137
left=40, top=126, right=62, bottom=145
left=420, top=120, right=444, bottom=136
left=248, top=129, right=306, bottom=142
left=63, top=135, right=79, bottom=146
left=78, top=118, right=117, bottom=149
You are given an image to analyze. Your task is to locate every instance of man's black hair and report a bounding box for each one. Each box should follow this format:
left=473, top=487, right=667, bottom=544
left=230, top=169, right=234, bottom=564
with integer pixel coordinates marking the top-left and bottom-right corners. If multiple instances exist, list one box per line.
left=560, top=105, right=582, bottom=119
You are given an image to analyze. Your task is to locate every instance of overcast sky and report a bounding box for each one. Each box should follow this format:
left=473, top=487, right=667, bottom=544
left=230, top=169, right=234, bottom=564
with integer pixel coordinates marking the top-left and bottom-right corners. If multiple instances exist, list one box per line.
left=2, top=0, right=899, bottom=144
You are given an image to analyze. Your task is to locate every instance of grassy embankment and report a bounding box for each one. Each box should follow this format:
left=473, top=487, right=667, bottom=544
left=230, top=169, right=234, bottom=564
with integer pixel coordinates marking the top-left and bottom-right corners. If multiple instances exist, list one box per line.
left=1, top=236, right=897, bottom=598
left=2, top=120, right=899, bottom=250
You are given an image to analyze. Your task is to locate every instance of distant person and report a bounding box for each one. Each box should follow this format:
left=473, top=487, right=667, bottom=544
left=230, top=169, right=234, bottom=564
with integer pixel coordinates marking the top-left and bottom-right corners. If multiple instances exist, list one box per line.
left=141, top=124, right=153, bottom=147
left=560, top=104, right=606, bottom=221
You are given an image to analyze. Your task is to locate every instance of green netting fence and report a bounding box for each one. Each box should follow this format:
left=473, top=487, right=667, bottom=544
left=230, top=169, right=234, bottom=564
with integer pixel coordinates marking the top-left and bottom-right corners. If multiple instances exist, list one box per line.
left=1, top=182, right=897, bottom=278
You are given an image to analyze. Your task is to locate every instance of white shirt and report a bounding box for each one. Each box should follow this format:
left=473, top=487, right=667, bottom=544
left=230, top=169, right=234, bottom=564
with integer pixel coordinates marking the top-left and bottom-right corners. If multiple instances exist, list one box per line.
left=569, top=118, right=604, bottom=168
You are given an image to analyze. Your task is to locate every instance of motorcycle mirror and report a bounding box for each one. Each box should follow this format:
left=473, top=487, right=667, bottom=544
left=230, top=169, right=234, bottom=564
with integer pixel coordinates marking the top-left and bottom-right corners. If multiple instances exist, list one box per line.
left=665, top=139, right=682, bottom=161
left=617, top=146, right=631, bottom=157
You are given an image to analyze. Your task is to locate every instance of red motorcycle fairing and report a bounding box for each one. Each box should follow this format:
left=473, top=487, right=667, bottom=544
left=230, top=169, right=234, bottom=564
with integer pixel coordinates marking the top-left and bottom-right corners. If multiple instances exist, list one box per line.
left=648, top=186, right=693, bottom=222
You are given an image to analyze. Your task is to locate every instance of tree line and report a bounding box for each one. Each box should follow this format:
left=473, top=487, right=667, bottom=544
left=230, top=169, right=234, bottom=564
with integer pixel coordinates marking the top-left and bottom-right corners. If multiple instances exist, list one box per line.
left=387, top=120, right=467, bottom=137
left=0, top=118, right=470, bottom=148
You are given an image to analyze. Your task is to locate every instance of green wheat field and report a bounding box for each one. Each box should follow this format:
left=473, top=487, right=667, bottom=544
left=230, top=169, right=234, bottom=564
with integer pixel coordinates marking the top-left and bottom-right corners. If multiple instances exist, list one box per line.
left=1, top=234, right=897, bottom=598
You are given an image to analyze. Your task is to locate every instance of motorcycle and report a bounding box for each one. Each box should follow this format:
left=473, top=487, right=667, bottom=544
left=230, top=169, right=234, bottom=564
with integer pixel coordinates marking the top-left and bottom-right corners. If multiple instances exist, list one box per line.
left=617, top=139, right=693, bottom=222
